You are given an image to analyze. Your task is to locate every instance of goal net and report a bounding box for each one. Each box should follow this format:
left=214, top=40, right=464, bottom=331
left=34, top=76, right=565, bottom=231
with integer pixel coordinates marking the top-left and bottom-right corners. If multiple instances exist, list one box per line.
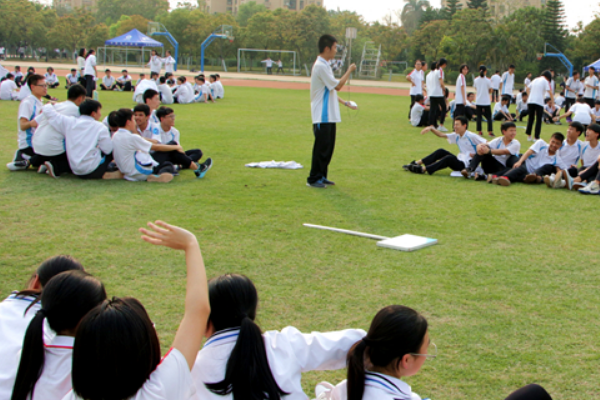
left=237, top=48, right=299, bottom=76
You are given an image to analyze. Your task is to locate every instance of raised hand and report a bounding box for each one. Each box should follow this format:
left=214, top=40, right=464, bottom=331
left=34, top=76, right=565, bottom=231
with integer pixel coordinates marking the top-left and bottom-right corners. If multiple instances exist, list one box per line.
left=140, top=220, right=197, bottom=251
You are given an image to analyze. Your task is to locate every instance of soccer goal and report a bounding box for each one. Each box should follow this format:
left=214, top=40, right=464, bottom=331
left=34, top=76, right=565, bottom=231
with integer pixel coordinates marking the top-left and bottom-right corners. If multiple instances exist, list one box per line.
left=237, top=49, right=299, bottom=76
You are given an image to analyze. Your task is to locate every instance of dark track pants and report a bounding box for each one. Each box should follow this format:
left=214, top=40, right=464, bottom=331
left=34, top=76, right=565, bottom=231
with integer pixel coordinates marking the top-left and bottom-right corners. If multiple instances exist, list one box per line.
left=504, top=384, right=552, bottom=400
left=526, top=103, right=544, bottom=139
left=308, top=123, right=336, bottom=184
left=469, top=153, right=518, bottom=174
left=499, top=162, right=556, bottom=183
left=422, top=148, right=464, bottom=175
left=476, top=105, right=493, bottom=133
left=30, top=152, right=71, bottom=176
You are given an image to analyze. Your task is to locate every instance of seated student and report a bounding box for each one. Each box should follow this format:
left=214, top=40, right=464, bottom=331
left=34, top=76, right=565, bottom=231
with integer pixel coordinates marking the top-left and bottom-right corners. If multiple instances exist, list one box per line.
left=44, top=67, right=59, bottom=88
left=157, top=76, right=174, bottom=105
left=156, top=106, right=212, bottom=178
left=543, top=98, right=560, bottom=124
left=214, top=73, right=224, bottom=98
left=63, top=221, right=210, bottom=400
left=40, top=100, right=122, bottom=180
left=555, top=91, right=566, bottom=109
left=194, top=76, right=214, bottom=103
left=11, top=271, right=106, bottom=400
left=410, top=94, right=430, bottom=127
left=135, top=73, right=145, bottom=88
left=142, top=89, right=161, bottom=124
left=133, top=76, right=158, bottom=104
left=462, top=121, right=520, bottom=180
left=150, top=71, right=160, bottom=84
left=13, top=66, right=23, bottom=87
left=65, top=69, right=80, bottom=89
left=116, top=70, right=132, bottom=91
left=572, top=153, right=600, bottom=193
left=209, top=74, right=224, bottom=99
left=554, top=96, right=593, bottom=131
left=552, top=122, right=585, bottom=187
left=0, top=255, right=84, bottom=400
left=403, top=116, right=487, bottom=175
left=112, top=108, right=184, bottom=183
left=31, top=84, right=87, bottom=178
left=317, top=306, right=553, bottom=400
left=464, top=92, right=477, bottom=120
left=516, top=92, right=529, bottom=121
left=191, top=274, right=365, bottom=400
left=133, top=104, right=161, bottom=142
left=493, top=95, right=515, bottom=122
left=490, top=133, right=566, bottom=186
left=99, top=69, right=116, bottom=91
left=557, top=124, right=600, bottom=190
left=174, top=76, right=194, bottom=104
left=6, top=74, right=45, bottom=171
left=0, top=73, right=19, bottom=100
left=592, top=100, right=600, bottom=123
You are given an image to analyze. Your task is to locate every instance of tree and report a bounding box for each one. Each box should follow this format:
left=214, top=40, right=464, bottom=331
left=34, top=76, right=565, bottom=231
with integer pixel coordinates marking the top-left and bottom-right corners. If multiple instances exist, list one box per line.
left=419, top=6, right=445, bottom=26
left=409, top=19, right=450, bottom=62
left=399, top=0, right=430, bottom=35
left=467, top=0, right=488, bottom=12
left=542, top=0, right=567, bottom=52
left=95, top=0, right=168, bottom=25
left=368, top=16, right=408, bottom=63
left=445, top=0, right=462, bottom=19
left=236, top=1, right=268, bottom=27
left=569, top=17, right=600, bottom=70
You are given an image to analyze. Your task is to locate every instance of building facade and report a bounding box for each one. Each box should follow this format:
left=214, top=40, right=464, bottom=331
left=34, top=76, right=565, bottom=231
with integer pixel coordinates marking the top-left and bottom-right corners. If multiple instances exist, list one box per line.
left=440, top=0, right=546, bottom=19
left=204, top=0, right=323, bottom=15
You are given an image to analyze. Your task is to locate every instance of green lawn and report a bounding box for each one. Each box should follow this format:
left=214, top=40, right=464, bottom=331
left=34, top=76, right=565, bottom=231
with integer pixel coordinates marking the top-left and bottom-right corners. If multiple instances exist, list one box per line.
left=0, top=87, right=598, bottom=399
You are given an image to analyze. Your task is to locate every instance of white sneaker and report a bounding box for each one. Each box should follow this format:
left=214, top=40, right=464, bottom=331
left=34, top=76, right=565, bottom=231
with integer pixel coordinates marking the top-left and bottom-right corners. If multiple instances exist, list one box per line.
left=579, top=181, right=600, bottom=194
left=544, top=175, right=554, bottom=188
left=527, top=136, right=534, bottom=142
left=437, top=125, right=449, bottom=132
left=6, top=160, right=29, bottom=171
left=37, top=165, right=48, bottom=174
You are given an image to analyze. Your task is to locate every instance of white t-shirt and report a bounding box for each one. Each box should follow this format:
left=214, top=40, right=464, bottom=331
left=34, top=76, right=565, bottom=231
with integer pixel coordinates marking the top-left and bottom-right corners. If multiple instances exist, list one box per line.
left=262, top=59, right=274, bottom=68
left=410, top=103, right=425, bottom=127
left=570, top=103, right=593, bottom=125
left=134, top=79, right=159, bottom=104
left=408, top=69, right=423, bottom=96
left=32, top=336, right=74, bottom=400
left=524, top=77, right=531, bottom=87
left=526, top=140, right=567, bottom=173
left=148, top=55, right=162, bottom=73
left=326, top=372, right=421, bottom=400
left=501, top=71, right=515, bottom=95
left=83, top=55, right=96, bottom=77
left=17, top=84, right=31, bottom=101
left=33, top=100, right=80, bottom=156
left=158, top=84, right=174, bottom=104
left=102, top=76, right=115, bottom=87
left=528, top=77, right=551, bottom=106
left=137, top=121, right=161, bottom=142
left=164, top=56, right=175, bottom=74
left=473, top=77, right=492, bottom=106
left=112, top=128, right=158, bottom=181
left=544, top=104, right=558, bottom=115
left=0, top=79, right=18, bottom=100
left=41, top=104, right=113, bottom=175
left=430, top=68, right=444, bottom=97
left=66, top=73, right=79, bottom=84
left=565, top=77, right=581, bottom=99
left=455, top=74, right=466, bottom=105
left=584, top=75, right=599, bottom=98
left=488, top=136, right=521, bottom=166
left=212, top=81, right=224, bottom=99
left=554, top=95, right=565, bottom=108
left=558, top=139, right=583, bottom=166
left=117, top=75, right=132, bottom=84
left=160, top=126, right=180, bottom=144
left=192, top=327, right=365, bottom=400
left=446, top=131, right=487, bottom=165
left=175, top=83, right=195, bottom=104
left=44, top=73, right=58, bottom=84
left=62, top=348, right=196, bottom=400
left=18, top=95, right=43, bottom=149
left=517, top=98, right=528, bottom=112
left=490, top=74, right=501, bottom=90
left=77, top=57, right=85, bottom=72
left=581, top=141, right=600, bottom=167
left=592, top=107, right=600, bottom=121
left=493, top=102, right=509, bottom=118
left=310, top=57, right=340, bottom=124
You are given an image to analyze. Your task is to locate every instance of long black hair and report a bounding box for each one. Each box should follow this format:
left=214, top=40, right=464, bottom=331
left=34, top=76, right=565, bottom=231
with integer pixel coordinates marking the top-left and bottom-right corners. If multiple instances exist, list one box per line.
left=71, top=297, right=162, bottom=400
left=11, top=270, right=106, bottom=400
left=204, top=274, right=289, bottom=400
left=346, top=305, right=428, bottom=400
left=78, top=48, right=85, bottom=58
left=479, top=65, right=487, bottom=78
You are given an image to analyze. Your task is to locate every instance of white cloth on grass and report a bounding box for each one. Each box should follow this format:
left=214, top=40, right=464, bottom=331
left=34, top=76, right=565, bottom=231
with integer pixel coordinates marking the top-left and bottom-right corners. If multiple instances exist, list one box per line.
left=245, top=161, right=303, bottom=169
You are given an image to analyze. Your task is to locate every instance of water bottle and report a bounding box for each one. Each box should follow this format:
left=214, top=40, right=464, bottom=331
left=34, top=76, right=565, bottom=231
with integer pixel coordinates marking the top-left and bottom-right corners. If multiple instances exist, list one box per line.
left=93, top=90, right=99, bottom=101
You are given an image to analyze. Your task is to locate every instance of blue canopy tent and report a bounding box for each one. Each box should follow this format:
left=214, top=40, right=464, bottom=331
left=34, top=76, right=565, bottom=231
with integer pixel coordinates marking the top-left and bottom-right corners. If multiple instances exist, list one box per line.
left=583, top=58, right=600, bottom=73
left=99, top=29, right=164, bottom=68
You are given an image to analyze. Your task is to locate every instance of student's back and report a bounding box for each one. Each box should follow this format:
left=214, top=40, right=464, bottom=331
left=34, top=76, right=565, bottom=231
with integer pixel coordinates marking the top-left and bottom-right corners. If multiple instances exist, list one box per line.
left=33, top=100, right=80, bottom=157
left=158, top=84, right=173, bottom=105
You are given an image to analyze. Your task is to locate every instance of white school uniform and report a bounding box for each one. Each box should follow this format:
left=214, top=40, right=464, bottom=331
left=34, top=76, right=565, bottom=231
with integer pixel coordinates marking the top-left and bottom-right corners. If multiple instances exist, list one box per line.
left=565, top=77, right=581, bottom=99
left=580, top=141, right=600, bottom=167
left=529, top=77, right=551, bottom=106
left=455, top=74, right=466, bottom=105
left=137, top=121, right=161, bottom=142
left=490, top=74, right=501, bottom=90
left=164, top=56, right=175, bottom=74
left=31, top=336, right=74, bottom=400
left=133, top=79, right=159, bottom=103
left=324, top=372, right=421, bottom=400
left=84, top=55, right=96, bottom=77
left=33, top=100, right=79, bottom=156
left=150, top=110, right=160, bottom=125
left=112, top=128, right=158, bottom=181
left=175, top=83, right=194, bottom=104
left=558, top=139, right=583, bottom=167
left=493, top=102, right=509, bottom=118
left=516, top=98, right=528, bottom=113
left=191, top=326, right=366, bottom=400
left=0, top=79, right=18, bottom=100
left=262, top=59, right=274, bottom=68
left=17, top=95, right=43, bottom=149
left=160, top=126, right=180, bottom=144
left=501, top=71, right=514, bottom=96
left=446, top=131, right=487, bottom=166
left=212, top=81, right=224, bottom=99
left=544, top=104, right=558, bottom=116
left=569, top=103, right=593, bottom=125
left=102, top=75, right=116, bottom=88
left=158, top=84, right=174, bottom=104
left=410, top=103, right=426, bottom=127
left=77, top=57, right=85, bottom=73
left=62, top=348, right=196, bottom=400
left=425, top=71, right=436, bottom=98
left=0, top=292, right=43, bottom=400
left=430, top=68, right=444, bottom=97
left=41, top=104, right=112, bottom=176
left=148, top=55, right=163, bottom=74
left=17, top=84, right=31, bottom=101
left=66, top=73, right=79, bottom=85
left=473, top=77, right=492, bottom=106
left=584, top=75, right=599, bottom=99
left=526, top=140, right=567, bottom=173
left=488, top=137, right=521, bottom=167
left=524, top=77, right=531, bottom=87
left=117, top=75, right=132, bottom=85
left=311, top=56, right=341, bottom=124
left=554, top=95, right=565, bottom=108
left=592, top=106, right=600, bottom=122
left=45, top=73, right=58, bottom=85
left=407, top=69, right=423, bottom=96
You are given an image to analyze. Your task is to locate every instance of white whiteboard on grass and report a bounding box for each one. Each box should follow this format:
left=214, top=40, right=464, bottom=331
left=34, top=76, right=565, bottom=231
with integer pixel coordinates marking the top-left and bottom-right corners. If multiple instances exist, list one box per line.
left=377, top=234, right=438, bottom=252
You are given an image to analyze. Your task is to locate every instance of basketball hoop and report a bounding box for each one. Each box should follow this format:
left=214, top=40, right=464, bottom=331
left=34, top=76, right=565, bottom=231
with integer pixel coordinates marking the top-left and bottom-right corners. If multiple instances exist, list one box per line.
left=537, top=53, right=543, bottom=61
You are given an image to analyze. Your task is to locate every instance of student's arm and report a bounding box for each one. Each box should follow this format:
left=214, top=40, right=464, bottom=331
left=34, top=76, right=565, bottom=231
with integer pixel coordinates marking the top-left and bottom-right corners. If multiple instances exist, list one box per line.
left=19, top=117, right=37, bottom=130
left=406, top=72, right=414, bottom=86
left=97, top=127, right=113, bottom=154
left=40, top=103, right=70, bottom=133
left=139, top=221, right=209, bottom=370
left=556, top=110, right=572, bottom=120
left=151, top=143, right=185, bottom=153
left=420, top=125, right=447, bottom=138
left=335, top=64, right=357, bottom=91
left=512, top=149, right=534, bottom=169
left=337, top=96, right=358, bottom=110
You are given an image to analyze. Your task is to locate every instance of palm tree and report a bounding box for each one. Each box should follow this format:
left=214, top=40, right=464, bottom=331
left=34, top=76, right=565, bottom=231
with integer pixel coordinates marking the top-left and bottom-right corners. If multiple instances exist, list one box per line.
left=399, top=0, right=430, bottom=35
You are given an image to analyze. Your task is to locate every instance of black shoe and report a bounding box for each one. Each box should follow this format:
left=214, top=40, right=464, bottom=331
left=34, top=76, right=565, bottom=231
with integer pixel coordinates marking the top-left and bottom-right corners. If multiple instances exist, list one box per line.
left=200, top=157, right=213, bottom=173
left=106, top=161, right=119, bottom=172
left=408, top=164, right=424, bottom=174
left=460, top=168, right=471, bottom=179
left=402, top=161, right=417, bottom=171
left=306, top=181, right=326, bottom=188
left=321, top=178, right=335, bottom=186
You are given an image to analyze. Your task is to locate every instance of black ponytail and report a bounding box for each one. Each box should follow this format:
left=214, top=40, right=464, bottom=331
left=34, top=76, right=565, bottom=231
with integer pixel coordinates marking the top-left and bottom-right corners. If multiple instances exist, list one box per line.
left=479, top=65, right=487, bottom=78
left=346, top=305, right=428, bottom=400
left=204, top=274, right=289, bottom=400
left=11, top=270, right=106, bottom=400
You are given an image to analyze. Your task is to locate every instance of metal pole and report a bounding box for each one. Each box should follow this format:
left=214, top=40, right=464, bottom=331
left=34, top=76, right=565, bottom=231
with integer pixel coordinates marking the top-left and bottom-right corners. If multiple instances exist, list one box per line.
left=303, top=224, right=389, bottom=241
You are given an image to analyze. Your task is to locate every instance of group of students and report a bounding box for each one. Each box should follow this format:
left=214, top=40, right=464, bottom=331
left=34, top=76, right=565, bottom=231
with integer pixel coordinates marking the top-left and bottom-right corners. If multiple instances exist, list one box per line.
left=5, top=74, right=213, bottom=183
left=403, top=113, right=600, bottom=194
left=1, top=66, right=59, bottom=101
left=0, top=220, right=554, bottom=400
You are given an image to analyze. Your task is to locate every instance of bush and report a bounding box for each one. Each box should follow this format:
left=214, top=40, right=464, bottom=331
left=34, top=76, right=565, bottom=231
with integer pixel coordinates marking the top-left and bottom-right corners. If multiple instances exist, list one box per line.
left=445, top=71, right=459, bottom=85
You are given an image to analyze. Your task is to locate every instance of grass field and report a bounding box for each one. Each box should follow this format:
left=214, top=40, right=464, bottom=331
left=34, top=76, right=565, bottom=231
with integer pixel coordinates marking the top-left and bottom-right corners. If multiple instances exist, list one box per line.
left=0, top=86, right=599, bottom=399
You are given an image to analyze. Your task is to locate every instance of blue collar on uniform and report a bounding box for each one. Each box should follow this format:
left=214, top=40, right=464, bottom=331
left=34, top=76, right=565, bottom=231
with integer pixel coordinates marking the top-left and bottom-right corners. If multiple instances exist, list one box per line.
left=364, top=371, right=413, bottom=399
left=203, top=327, right=240, bottom=348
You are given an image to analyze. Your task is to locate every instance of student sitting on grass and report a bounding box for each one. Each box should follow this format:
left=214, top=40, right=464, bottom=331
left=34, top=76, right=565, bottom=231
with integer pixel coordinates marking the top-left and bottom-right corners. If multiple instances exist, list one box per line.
left=554, top=96, right=593, bottom=131
left=44, top=67, right=59, bottom=89
left=555, top=124, right=600, bottom=190
left=142, top=89, right=161, bottom=124
left=543, top=98, right=560, bottom=124
left=0, top=73, right=19, bottom=100
left=133, top=104, right=161, bottom=143
left=403, top=116, right=486, bottom=175
left=461, top=121, right=520, bottom=181
left=191, top=274, right=365, bottom=400
left=592, top=100, right=600, bottom=123
left=548, top=122, right=584, bottom=188
left=0, top=255, right=84, bottom=400
left=157, top=77, right=174, bottom=105
left=516, top=92, right=529, bottom=121
left=410, top=94, right=429, bottom=127
left=569, top=153, right=600, bottom=194
left=63, top=221, right=210, bottom=400
left=489, top=133, right=566, bottom=187
left=194, top=76, right=214, bottom=103
left=174, top=76, right=194, bottom=104
left=316, top=305, right=553, bottom=400
left=209, top=75, right=224, bottom=99
left=116, top=70, right=133, bottom=92
left=100, top=69, right=116, bottom=91
left=493, top=95, right=515, bottom=122
left=65, top=69, right=80, bottom=89
left=11, top=270, right=106, bottom=400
